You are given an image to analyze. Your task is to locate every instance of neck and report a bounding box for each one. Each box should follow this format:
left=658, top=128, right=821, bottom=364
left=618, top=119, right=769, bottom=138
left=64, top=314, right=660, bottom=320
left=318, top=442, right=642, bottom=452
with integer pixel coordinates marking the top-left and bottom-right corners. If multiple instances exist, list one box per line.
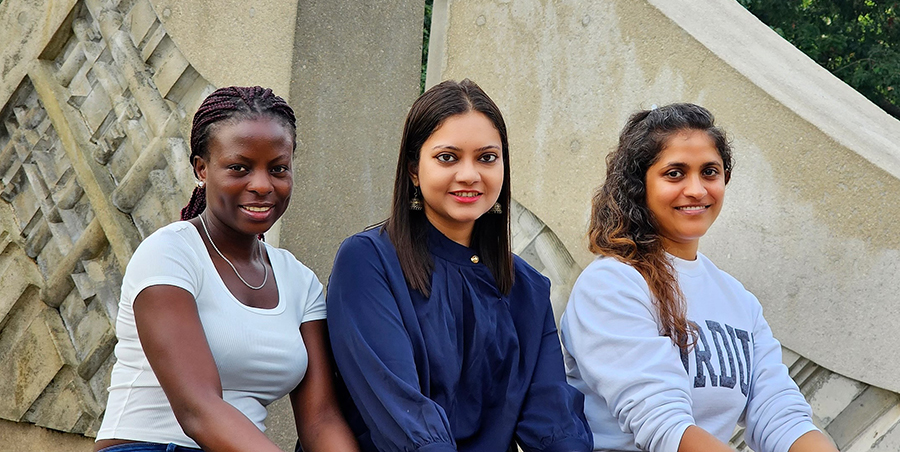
left=661, top=237, right=699, bottom=261
left=198, top=212, right=260, bottom=261
left=425, top=214, right=473, bottom=247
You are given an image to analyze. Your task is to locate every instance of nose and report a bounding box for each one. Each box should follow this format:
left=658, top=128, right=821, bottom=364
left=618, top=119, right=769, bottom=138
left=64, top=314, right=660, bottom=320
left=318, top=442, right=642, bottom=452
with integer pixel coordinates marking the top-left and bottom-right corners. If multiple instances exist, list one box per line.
left=247, top=169, right=274, bottom=195
left=683, top=174, right=707, bottom=199
left=455, top=158, right=481, bottom=184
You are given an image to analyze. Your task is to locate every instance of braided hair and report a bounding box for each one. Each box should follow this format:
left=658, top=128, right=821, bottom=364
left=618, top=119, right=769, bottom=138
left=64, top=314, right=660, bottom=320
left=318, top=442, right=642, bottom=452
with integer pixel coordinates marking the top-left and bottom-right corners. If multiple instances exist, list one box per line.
left=180, top=86, right=297, bottom=220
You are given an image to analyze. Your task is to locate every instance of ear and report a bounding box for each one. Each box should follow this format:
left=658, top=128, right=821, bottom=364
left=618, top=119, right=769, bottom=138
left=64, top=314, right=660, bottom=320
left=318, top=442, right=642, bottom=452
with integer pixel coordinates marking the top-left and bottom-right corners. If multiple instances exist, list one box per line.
left=192, top=155, right=208, bottom=183
left=724, top=170, right=731, bottom=185
left=408, top=162, right=419, bottom=186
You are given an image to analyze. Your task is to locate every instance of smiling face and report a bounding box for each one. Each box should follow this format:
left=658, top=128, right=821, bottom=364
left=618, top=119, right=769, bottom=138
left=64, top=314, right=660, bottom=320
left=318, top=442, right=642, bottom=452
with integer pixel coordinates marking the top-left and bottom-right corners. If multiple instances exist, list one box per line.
left=645, top=129, right=726, bottom=260
left=194, top=116, right=294, bottom=238
left=411, top=110, right=504, bottom=246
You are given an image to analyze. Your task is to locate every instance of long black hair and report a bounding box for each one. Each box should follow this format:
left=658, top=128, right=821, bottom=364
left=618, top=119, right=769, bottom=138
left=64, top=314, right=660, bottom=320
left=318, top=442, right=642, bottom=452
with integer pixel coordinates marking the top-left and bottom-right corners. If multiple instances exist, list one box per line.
left=385, top=79, right=513, bottom=296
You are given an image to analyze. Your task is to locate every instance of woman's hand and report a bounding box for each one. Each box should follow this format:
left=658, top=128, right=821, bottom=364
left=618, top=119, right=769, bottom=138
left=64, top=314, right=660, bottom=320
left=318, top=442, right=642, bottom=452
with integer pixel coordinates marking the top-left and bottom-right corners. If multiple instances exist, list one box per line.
left=135, top=285, right=284, bottom=452
left=291, top=320, right=358, bottom=452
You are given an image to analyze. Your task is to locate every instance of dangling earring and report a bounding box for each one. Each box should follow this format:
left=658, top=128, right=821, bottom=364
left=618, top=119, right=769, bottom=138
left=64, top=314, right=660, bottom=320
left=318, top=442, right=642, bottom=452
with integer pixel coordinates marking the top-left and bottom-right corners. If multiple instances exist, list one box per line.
left=410, top=186, right=424, bottom=211
left=488, top=202, right=502, bottom=214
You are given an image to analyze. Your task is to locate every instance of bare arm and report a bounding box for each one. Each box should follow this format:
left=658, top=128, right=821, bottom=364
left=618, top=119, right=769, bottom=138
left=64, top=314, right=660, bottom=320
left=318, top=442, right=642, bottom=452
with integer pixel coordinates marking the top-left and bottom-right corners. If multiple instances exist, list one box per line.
left=291, top=320, right=358, bottom=452
left=788, top=430, right=838, bottom=452
left=134, top=285, right=283, bottom=452
left=677, top=425, right=735, bottom=452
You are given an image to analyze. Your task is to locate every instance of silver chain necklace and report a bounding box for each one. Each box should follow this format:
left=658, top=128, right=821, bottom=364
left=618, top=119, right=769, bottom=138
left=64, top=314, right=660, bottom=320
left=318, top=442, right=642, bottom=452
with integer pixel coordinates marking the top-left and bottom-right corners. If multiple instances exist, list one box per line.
left=199, top=213, right=268, bottom=290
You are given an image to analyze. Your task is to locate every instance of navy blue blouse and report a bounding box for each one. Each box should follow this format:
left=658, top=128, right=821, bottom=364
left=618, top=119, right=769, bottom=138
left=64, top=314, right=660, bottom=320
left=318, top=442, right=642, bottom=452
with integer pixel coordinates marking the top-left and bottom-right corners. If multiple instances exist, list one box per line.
left=327, top=225, right=591, bottom=452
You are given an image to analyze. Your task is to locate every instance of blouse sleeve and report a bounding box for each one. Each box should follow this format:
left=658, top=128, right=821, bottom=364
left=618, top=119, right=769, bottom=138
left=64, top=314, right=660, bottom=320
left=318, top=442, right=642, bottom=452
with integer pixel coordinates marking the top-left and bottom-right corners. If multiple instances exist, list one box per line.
left=326, top=234, right=456, bottom=452
left=559, top=259, right=694, bottom=452
left=741, top=294, right=817, bottom=452
left=515, top=292, right=593, bottom=452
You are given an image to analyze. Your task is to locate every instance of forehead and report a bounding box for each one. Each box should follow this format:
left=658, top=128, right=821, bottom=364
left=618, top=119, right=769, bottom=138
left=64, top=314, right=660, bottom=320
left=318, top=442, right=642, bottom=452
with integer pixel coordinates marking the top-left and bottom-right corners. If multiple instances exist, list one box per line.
left=656, top=130, right=721, bottom=164
left=208, top=117, right=294, bottom=154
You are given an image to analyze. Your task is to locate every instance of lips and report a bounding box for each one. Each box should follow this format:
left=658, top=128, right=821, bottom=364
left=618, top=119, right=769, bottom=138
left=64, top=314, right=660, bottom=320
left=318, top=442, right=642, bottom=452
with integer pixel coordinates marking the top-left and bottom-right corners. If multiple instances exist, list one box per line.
left=240, top=204, right=275, bottom=220
left=675, top=205, right=711, bottom=213
left=241, top=205, right=272, bottom=213
left=450, top=191, right=482, bottom=203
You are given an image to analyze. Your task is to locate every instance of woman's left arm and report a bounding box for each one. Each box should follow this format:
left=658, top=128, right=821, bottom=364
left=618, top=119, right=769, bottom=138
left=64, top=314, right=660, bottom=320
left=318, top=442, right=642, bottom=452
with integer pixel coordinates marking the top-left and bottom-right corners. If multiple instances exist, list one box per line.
left=743, top=295, right=836, bottom=452
left=291, top=319, right=359, bottom=452
left=515, top=300, right=593, bottom=452
left=789, top=430, right=837, bottom=452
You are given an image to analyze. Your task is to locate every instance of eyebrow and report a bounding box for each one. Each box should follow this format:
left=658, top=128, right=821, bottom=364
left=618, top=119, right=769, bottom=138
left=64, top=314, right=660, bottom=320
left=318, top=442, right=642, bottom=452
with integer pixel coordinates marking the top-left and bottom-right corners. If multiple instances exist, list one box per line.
left=430, top=144, right=501, bottom=152
left=661, top=161, right=723, bottom=168
left=222, top=153, right=291, bottom=164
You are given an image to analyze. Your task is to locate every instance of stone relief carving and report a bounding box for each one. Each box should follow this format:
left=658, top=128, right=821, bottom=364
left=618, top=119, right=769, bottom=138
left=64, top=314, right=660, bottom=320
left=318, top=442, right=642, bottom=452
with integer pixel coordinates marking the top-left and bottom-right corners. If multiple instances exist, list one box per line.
left=0, top=0, right=211, bottom=436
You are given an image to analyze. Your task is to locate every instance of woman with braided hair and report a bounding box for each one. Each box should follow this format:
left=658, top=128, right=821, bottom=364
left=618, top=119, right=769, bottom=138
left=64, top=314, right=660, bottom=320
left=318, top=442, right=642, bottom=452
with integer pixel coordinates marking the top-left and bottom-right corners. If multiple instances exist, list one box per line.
left=558, top=103, right=835, bottom=452
left=95, top=86, right=358, bottom=452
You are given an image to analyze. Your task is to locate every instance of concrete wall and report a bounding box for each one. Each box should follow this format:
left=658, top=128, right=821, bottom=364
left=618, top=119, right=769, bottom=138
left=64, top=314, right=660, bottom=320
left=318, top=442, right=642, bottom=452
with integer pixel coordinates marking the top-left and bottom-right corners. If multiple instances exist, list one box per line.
left=430, top=0, right=900, bottom=449
left=0, top=0, right=422, bottom=450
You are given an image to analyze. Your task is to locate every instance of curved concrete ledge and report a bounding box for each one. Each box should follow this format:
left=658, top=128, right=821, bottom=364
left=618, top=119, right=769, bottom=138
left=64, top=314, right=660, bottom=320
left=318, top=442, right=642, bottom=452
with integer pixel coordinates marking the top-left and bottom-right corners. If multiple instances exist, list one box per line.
left=648, top=0, right=900, bottom=180
left=433, top=0, right=900, bottom=392
left=148, top=0, right=297, bottom=98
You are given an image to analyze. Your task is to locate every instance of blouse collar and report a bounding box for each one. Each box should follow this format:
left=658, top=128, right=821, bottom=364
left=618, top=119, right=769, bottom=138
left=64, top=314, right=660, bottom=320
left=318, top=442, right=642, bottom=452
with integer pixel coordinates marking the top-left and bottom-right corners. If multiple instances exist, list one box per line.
left=427, top=223, right=483, bottom=267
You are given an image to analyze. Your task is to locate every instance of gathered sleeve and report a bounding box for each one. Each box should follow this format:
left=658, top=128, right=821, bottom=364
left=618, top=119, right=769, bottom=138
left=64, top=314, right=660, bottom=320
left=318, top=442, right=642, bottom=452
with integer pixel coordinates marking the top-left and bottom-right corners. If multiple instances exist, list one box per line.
left=326, top=235, right=456, bottom=452
left=741, top=295, right=817, bottom=452
left=515, top=292, right=593, bottom=452
left=559, top=260, right=694, bottom=452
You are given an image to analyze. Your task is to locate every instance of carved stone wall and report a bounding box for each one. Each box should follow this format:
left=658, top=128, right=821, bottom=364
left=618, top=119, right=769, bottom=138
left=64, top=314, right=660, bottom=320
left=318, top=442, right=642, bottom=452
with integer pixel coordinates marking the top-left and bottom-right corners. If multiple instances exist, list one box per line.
left=0, top=0, right=212, bottom=438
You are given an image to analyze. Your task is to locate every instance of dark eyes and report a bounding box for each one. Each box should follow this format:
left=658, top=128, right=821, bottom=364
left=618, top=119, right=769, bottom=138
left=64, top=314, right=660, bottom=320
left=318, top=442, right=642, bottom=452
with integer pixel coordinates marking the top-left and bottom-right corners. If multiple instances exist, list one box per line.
left=663, top=167, right=720, bottom=179
left=226, top=164, right=290, bottom=174
left=435, top=152, right=499, bottom=163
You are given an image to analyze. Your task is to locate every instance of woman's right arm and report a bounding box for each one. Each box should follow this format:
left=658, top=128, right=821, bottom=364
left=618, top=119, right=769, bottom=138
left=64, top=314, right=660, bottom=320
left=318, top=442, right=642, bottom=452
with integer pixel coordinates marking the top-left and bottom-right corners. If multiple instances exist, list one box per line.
left=134, top=285, right=284, bottom=452
left=560, top=260, right=722, bottom=452
left=327, top=235, right=456, bottom=452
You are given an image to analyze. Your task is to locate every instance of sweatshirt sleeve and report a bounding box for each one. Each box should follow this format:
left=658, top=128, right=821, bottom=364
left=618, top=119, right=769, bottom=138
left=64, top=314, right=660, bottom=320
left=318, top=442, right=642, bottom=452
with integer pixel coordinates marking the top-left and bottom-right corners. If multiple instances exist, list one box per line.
left=741, top=295, right=818, bottom=452
left=326, top=234, right=456, bottom=452
left=560, top=259, right=694, bottom=452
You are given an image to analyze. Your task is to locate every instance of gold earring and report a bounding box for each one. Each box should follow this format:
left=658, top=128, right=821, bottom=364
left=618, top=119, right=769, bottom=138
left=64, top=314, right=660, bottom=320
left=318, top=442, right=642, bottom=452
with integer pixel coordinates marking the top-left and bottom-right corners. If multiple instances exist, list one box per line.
left=489, top=202, right=502, bottom=214
left=410, top=186, right=424, bottom=211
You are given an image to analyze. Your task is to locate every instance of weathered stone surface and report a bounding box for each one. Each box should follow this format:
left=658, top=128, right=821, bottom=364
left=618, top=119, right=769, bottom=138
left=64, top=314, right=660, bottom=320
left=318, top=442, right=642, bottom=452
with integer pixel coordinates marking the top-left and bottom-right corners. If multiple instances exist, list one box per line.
left=0, top=0, right=215, bottom=447
left=24, top=365, right=100, bottom=434
left=0, top=418, right=93, bottom=451
left=281, top=0, right=423, bottom=276
left=0, top=309, right=68, bottom=421
left=147, top=0, right=298, bottom=98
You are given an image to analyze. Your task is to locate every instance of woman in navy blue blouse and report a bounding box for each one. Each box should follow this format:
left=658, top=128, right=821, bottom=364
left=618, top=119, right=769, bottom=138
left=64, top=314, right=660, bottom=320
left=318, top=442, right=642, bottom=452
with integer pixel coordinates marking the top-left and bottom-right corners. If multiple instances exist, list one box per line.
left=326, top=79, right=592, bottom=452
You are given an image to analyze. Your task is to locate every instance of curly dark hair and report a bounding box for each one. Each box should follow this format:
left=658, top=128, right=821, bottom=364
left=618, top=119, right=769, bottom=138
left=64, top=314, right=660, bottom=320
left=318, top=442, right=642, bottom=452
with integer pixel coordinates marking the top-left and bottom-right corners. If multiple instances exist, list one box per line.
left=588, top=103, right=733, bottom=350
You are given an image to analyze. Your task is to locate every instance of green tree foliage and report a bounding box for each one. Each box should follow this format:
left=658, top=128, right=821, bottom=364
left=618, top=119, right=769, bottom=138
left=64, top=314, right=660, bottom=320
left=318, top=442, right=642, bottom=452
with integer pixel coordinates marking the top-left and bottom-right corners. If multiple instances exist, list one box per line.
left=421, top=0, right=433, bottom=93
left=738, top=0, right=900, bottom=119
